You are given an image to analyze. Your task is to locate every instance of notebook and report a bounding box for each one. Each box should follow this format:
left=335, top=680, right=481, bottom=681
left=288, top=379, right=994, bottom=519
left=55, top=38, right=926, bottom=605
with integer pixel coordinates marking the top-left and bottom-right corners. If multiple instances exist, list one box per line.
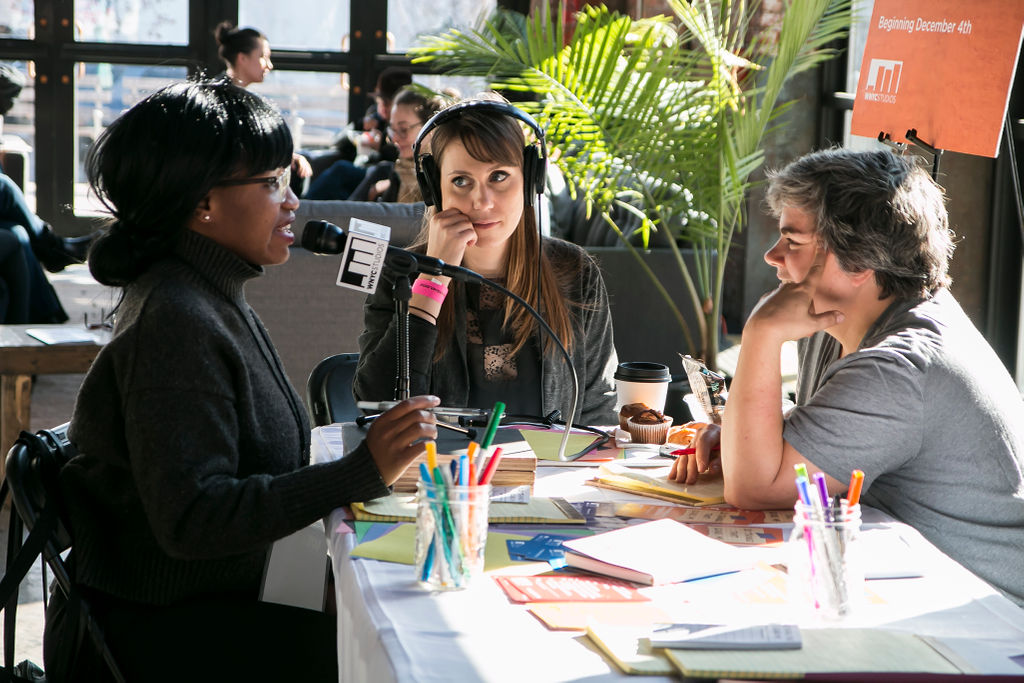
left=661, top=628, right=965, bottom=679
left=586, top=462, right=725, bottom=506
left=561, top=518, right=749, bottom=585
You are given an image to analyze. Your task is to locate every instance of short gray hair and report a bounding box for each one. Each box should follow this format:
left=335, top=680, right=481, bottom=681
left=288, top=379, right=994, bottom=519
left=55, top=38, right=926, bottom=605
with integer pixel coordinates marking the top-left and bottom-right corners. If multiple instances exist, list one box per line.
left=765, top=148, right=954, bottom=300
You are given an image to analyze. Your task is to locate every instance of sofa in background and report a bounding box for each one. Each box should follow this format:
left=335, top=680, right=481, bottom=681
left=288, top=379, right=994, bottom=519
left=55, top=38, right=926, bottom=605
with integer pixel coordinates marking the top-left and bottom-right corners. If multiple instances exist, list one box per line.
left=246, top=199, right=705, bottom=410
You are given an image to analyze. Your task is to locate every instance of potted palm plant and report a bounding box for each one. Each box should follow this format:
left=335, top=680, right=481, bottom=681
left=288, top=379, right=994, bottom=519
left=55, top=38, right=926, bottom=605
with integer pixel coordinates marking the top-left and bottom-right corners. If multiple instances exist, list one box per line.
left=411, top=0, right=852, bottom=372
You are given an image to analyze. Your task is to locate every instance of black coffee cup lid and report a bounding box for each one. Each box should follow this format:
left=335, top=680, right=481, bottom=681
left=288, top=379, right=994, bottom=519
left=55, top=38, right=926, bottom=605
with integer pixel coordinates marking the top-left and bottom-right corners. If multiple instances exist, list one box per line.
left=614, top=361, right=671, bottom=382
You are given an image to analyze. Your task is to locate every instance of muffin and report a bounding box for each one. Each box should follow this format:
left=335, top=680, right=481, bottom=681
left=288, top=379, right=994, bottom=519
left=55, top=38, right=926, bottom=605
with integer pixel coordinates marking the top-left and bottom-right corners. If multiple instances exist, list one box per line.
left=626, top=408, right=674, bottom=444
left=618, top=402, right=650, bottom=430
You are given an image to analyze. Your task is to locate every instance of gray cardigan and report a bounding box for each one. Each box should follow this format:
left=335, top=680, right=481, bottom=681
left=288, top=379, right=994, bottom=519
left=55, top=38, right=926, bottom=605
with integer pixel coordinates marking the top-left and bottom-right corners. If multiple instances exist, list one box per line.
left=354, top=237, right=618, bottom=426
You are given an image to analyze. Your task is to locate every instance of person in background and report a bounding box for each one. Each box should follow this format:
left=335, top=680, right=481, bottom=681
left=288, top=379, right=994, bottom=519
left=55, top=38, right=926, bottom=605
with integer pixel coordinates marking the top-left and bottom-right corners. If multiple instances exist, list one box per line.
left=348, top=87, right=451, bottom=203
left=669, top=148, right=1024, bottom=607
left=303, top=67, right=415, bottom=200
left=214, top=21, right=313, bottom=182
left=354, top=94, right=618, bottom=426
left=42, top=79, right=439, bottom=682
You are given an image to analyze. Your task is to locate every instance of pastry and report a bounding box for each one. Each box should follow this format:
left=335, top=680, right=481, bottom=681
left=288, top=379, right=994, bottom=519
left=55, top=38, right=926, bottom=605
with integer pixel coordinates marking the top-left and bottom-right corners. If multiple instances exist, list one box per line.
left=618, top=402, right=650, bottom=430
left=626, top=408, right=673, bottom=444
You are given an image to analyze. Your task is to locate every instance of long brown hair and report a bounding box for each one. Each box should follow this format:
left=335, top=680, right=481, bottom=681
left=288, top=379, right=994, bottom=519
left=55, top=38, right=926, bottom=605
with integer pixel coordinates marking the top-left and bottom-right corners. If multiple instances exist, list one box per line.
left=409, top=100, right=577, bottom=362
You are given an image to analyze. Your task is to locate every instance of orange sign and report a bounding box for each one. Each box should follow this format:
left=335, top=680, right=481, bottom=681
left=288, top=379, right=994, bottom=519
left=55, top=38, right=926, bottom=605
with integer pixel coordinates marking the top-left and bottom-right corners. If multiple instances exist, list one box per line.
left=850, top=0, right=1024, bottom=158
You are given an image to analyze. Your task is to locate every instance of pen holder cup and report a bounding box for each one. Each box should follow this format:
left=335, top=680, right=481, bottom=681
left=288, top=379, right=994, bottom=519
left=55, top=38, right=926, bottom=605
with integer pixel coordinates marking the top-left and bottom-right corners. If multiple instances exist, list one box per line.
left=788, top=501, right=864, bottom=621
left=414, top=481, right=491, bottom=591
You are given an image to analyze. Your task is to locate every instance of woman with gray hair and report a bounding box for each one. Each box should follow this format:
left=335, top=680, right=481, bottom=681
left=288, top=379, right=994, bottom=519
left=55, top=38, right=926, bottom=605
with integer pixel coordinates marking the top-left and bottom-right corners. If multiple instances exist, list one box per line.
left=670, top=148, right=1024, bottom=608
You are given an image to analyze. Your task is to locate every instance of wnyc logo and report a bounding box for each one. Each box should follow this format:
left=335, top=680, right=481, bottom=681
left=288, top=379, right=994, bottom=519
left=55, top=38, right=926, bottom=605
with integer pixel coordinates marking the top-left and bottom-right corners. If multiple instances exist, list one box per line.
left=864, top=58, right=903, bottom=104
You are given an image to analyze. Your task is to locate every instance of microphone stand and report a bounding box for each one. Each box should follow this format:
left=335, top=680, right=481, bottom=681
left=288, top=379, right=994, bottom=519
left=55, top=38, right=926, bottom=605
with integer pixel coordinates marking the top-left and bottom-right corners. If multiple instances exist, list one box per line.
left=385, top=251, right=418, bottom=401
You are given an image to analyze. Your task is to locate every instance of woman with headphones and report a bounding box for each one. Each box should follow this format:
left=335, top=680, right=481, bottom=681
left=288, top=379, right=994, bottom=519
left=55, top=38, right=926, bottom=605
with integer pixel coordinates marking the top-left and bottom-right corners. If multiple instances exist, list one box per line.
left=354, top=94, right=618, bottom=426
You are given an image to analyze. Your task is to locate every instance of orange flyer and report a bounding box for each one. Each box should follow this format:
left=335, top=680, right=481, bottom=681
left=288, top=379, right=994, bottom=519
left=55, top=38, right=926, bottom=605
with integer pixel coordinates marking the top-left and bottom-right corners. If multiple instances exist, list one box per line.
left=850, top=0, right=1024, bottom=157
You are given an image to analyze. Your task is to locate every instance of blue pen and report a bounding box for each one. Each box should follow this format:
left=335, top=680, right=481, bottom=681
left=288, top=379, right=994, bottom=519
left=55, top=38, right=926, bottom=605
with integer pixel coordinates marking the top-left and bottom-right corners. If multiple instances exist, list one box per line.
left=431, top=465, right=465, bottom=584
left=449, top=457, right=459, bottom=482
left=795, top=475, right=813, bottom=506
left=419, top=463, right=455, bottom=583
left=458, top=454, right=469, bottom=487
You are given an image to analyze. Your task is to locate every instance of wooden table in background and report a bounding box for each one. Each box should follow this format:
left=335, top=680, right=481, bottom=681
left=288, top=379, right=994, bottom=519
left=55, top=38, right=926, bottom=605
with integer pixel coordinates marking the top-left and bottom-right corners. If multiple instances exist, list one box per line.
left=0, top=324, right=107, bottom=477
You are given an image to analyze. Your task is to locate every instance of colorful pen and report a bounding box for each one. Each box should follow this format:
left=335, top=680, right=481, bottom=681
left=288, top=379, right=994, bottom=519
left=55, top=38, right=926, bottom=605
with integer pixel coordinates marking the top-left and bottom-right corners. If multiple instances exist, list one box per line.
left=425, top=440, right=438, bottom=472
left=458, top=454, right=469, bottom=487
left=794, top=462, right=809, bottom=481
left=847, top=469, right=865, bottom=507
left=480, top=401, right=505, bottom=450
left=479, top=446, right=504, bottom=485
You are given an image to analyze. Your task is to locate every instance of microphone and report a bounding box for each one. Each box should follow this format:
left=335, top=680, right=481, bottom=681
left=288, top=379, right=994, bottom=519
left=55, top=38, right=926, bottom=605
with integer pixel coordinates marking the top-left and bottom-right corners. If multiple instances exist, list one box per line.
left=301, top=219, right=480, bottom=292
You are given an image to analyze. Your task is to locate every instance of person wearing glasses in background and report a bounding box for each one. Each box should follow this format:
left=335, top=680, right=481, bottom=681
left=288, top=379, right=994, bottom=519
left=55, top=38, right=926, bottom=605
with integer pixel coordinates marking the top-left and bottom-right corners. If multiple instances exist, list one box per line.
left=348, top=87, right=453, bottom=203
left=214, top=20, right=313, bottom=183
left=42, top=79, right=440, bottom=682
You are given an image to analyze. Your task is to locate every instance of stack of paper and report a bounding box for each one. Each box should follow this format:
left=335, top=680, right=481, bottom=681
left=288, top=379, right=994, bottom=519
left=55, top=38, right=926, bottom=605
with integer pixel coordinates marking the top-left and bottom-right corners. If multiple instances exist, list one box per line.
left=587, top=462, right=725, bottom=506
left=392, top=429, right=537, bottom=492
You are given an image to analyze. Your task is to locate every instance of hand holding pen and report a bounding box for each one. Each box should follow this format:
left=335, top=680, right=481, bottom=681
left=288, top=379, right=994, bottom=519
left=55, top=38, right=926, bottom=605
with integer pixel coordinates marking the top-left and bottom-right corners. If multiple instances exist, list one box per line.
left=667, top=422, right=722, bottom=485
left=364, top=396, right=440, bottom=486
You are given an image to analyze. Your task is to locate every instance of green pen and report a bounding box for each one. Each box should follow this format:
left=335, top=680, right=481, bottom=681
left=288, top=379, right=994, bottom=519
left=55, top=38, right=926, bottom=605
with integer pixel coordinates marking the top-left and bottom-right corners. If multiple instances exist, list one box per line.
left=794, top=462, right=809, bottom=480
left=480, top=401, right=506, bottom=450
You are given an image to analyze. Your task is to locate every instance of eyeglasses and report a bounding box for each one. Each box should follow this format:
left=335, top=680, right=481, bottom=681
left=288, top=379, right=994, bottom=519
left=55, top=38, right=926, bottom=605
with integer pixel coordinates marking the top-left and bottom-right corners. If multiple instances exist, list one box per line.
left=387, top=122, right=423, bottom=140
left=216, top=167, right=291, bottom=202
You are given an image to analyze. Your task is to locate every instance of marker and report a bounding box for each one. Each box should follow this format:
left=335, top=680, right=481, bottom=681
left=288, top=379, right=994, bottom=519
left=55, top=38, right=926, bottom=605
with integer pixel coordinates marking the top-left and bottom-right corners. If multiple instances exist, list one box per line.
left=794, top=475, right=813, bottom=507
left=812, top=472, right=830, bottom=509
left=794, top=462, right=809, bottom=480
left=480, top=401, right=506, bottom=450
left=479, top=446, right=504, bottom=485
left=356, top=401, right=488, bottom=419
left=847, top=469, right=865, bottom=507
left=425, top=440, right=438, bottom=472
left=458, top=454, right=469, bottom=487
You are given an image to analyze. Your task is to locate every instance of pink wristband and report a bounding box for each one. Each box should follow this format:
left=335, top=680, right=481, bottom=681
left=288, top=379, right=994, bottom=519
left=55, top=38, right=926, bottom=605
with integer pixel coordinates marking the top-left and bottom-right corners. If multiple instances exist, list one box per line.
left=412, top=277, right=448, bottom=303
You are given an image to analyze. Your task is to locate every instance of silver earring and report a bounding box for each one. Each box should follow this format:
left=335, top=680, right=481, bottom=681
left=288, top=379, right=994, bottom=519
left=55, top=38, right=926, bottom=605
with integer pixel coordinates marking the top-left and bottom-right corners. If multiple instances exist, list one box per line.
left=201, top=214, right=212, bottom=222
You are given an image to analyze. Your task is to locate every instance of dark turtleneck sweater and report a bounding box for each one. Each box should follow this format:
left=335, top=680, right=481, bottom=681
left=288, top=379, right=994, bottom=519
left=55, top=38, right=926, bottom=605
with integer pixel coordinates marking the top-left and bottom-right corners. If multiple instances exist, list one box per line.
left=63, top=230, right=389, bottom=605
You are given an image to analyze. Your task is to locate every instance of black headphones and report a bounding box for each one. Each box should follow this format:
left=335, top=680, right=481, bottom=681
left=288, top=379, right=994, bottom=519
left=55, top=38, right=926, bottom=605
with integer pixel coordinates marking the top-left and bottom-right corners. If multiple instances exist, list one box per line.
left=412, top=99, right=547, bottom=208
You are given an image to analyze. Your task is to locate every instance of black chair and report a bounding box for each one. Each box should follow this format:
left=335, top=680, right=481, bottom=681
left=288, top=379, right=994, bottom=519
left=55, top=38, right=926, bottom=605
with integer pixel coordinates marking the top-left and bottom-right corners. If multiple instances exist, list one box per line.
left=306, top=352, right=361, bottom=426
left=4, top=425, right=125, bottom=682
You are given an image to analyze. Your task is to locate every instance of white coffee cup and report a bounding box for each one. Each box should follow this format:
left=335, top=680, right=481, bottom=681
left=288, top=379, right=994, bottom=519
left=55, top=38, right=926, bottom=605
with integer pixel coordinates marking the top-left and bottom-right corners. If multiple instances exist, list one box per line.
left=614, top=361, right=671, bottom=413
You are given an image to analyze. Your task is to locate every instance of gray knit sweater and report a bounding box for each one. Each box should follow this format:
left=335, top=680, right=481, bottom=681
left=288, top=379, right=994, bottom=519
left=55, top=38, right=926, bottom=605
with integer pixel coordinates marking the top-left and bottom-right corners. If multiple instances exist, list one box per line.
left=353, top=237, right=618, bottom=426
left=63, top=230, right=390, bottom=605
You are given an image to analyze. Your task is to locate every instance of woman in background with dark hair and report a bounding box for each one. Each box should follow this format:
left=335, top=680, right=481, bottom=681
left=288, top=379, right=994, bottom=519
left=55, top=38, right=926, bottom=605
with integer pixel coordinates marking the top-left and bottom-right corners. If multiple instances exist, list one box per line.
left=42, top=79, right=439, bottom=682
left=354, top=95, right=618, bottom=426
left=214, top=21, right=312, bottom=181
left=346, top=87, right=450, bottom=203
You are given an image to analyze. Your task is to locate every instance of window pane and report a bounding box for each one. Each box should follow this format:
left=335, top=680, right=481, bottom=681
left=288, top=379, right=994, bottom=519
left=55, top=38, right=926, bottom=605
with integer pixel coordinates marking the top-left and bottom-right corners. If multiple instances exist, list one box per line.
left=75, top=0, right=188, bottom=45
left=74, top=63, right=188, bottom=215
left=239, top=1, right=349, bottom=52
left=0, top=0, right=34, bottom=39
left=387, top=0, right=496, bottom=53
left=0, top=61, right=35, bottom=209
left=845, top=0, right=877, bottom=149
left=249, top=71, right=348, bottom=151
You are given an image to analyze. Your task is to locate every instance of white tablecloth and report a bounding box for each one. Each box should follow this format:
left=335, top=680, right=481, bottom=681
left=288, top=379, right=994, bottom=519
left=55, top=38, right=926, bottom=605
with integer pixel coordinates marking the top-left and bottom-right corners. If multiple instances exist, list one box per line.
left=315, top=428, right=1024, bottom=682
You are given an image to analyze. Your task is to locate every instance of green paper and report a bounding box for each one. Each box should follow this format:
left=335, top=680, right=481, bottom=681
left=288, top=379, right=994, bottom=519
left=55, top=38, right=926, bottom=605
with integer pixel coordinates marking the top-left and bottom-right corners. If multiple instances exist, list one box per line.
left=349, top=522, right=531, bottom=571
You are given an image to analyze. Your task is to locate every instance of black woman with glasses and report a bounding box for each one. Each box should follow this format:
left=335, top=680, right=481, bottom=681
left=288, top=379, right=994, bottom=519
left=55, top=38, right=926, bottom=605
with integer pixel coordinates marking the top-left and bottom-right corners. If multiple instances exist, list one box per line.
left=42, top=79, right=440, bottom=682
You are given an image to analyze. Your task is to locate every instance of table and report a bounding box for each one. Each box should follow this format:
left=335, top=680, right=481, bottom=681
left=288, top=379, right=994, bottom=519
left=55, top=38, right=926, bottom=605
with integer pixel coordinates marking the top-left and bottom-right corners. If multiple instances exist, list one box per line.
left=316, top=429, right=1024, bottom=682
left=0, top=324, right=107, bottom=473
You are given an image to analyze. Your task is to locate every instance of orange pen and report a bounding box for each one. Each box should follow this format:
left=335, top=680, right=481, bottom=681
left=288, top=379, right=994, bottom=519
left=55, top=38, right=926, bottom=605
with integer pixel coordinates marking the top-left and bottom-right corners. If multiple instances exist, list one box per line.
left=847, top=469, right=864, bottom=507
